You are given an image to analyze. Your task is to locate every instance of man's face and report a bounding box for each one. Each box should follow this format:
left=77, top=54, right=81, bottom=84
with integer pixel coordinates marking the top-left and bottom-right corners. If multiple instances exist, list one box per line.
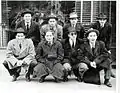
left=98, top=19, right=107, bottom=26
left=87, top=32, right=97, bottom=42
left=23, top=14, right=32, bottom=22
left=68, top=32, right=77, bottom=40
left=45, top=31, right=54, bottom=42
left=48, top=19, right=57, bottom=27
left=70, top=17, right=78, bottom=25
left=16, top=33, right=25, bottom=41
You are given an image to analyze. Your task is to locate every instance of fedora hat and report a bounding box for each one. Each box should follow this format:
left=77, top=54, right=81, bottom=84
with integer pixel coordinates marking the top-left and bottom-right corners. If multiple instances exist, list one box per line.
left=69, top=12, right=78, bottom=19
left=47, top=13, right=58, bottom=20
left=96, top=13, right=107, bottom=20
left=85, top=28, right=99, bottom=37
left=14, top=27, right=25, bottom=34
left=21, top=9, right=34, bottom=17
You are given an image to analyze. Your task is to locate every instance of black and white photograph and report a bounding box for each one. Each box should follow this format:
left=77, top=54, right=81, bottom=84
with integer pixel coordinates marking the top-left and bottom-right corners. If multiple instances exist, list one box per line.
left=0, top=0, right=118, bottom=93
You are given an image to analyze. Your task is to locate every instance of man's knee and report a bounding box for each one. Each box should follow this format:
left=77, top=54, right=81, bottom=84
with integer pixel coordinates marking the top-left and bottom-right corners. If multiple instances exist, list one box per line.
left=78, top=63, right=88, bottom=72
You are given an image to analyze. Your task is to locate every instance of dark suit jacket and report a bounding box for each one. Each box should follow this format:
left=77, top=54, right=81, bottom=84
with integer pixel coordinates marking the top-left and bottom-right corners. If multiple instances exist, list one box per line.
left=79, top=40, right=111, bottom=69
left=63, top=23, right=85, bottom=39
left=61, top=38, right=84, bottom=66
left=16, top=20, right=40, bottom=47
left=90, top=21, right=112, bottom=50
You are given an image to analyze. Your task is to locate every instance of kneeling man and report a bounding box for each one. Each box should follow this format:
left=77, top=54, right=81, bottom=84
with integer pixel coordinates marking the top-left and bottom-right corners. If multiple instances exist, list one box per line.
left=34, top=30, right=64, bottom=83
left=62, top=27, right=87, bottom=82
left=3, top=28, right=37, bottom=82
left=80, top=28, right=112, bottom=87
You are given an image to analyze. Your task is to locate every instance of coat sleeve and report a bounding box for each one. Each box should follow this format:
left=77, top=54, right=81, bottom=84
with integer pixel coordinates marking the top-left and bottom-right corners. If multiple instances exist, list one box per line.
left=94, top=41, right=109, bottom=64
left=22, top=39, right=36, bottom=64
left=54, top=42, right=64, bottom=65
left=106, top=24, right=112, bottom=50
left=35, top=42, right=46, bottom=63
left=6, top=41, right=19, bottom=64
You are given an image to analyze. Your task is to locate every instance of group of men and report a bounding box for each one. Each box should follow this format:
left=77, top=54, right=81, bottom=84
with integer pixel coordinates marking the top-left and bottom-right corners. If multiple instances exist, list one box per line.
left=3, top=9, right=115, bottom=88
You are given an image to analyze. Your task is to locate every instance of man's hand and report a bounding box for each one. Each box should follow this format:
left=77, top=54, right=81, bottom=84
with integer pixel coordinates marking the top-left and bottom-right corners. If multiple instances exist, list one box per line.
left=108, top=50, right=111, bottom=54
left=17, top=60, right=23, bottom=66
left=63, top=63, right=71, bottom=71
left=90, top=61, right=96, bottom=68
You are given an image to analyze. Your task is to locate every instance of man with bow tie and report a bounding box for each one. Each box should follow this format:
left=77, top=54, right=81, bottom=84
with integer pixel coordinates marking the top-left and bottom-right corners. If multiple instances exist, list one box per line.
left=15, top=9, right=40, bottom=48
left=79, top=28, right=112, bottom=87
left=3, top=28, right=37, bottom=82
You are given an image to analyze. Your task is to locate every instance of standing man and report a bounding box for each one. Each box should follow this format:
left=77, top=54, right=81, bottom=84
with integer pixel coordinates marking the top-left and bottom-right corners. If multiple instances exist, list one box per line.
left=16, top=9, right=40, bottom=48
left=3, top=28, right=37, bottom=82
left=80, top=28, right=112, bottom=87
left=63, top=12, right=85, bottom=39
left=90, top=13, right=115, bottom=78
left=40, top=13, right=63, bottom=41
left=62, top=27, right=86, bottom=82
left=33, top=30, right=64, bottom=83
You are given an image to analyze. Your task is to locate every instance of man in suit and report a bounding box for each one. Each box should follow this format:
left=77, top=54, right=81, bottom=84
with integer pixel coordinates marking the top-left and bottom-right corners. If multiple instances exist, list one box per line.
left=90, top=13, right=115, bottom=78
left=3, top=28, right=37, bottom=82
left=15, top=9, right=40, bottom=48
left=33, top=30, right=64, bottom=83
left=80, top=28, right=112, bottom=87
left=40, top=13, right=63, bottom=41
left=62, top=27, right=86, bottom=82
left=63, top=12, right=85, bottom=39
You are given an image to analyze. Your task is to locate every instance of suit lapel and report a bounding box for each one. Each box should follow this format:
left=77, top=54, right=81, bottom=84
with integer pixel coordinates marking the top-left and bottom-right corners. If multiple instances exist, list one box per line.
left=93, top=41, right=99, bottom=56
left=19, top=40, right=27, bottom=54
left=85, top=42, right=93, bottom=55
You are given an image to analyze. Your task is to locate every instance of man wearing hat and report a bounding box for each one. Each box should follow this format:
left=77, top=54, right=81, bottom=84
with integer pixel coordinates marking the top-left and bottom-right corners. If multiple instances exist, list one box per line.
left=79, top=28, right=112, bottom=87
left=61, top=27, right=86, bottom=82
left=3, top=27, right=37, bottom=82
left=15, top=9, right=40, bottom=48
left=90, top=13, right=115, bottom=78
left=63, top=12, right=85, bottom=39
left=40, top=13, right=63, bottom=41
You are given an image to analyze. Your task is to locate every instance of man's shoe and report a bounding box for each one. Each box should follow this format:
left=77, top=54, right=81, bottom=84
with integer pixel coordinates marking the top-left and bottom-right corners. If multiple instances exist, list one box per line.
left=12, top=75, right=17, bottom=82
left=54, top=77, right=61, bottom=83
left=77, top=77, right=82, bottom=82
left=39, top=77, right=45, bottom=83
left=63, top=77, right=68, bottom=82
left=111, top=74, right=116, bottom=78
left=104, top=79, right=112, bottom=87
left=25, top=74, right=31, bottom=82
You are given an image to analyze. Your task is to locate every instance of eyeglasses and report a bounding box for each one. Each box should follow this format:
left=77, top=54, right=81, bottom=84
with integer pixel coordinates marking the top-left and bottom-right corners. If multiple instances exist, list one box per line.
left=70, top=32, right=77, bottom=36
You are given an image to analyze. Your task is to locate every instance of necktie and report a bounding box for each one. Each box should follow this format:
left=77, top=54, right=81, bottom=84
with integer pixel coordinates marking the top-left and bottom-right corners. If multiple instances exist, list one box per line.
left=19, top=43, right=21, bottom=49
left=26, top=23, right=29, bottom=31
left=72, top=41, right=74, bottom=48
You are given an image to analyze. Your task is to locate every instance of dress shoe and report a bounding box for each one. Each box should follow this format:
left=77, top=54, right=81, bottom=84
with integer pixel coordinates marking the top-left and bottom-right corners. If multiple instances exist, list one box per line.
left=25, top=74, right=31, bottom=82
left=63, top=76, right=68, bottom=82
left=54, top=77, right=61, bottom=83
left=104, top=79, right=112, bottom=87
left=111, top=73, right=116, bottom=78
left=77, top=77, right=82, bottom=82
left=12, top=75, right=17, bottom=82
left=39, top=77, right=45, bottom=83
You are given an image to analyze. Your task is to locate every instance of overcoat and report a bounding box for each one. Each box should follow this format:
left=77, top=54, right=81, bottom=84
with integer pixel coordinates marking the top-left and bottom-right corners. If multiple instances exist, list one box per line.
left=5, top=39, right=36, bottom=69
left=90, top=21, right=112, bottom=50
left=62, top=38, right=84, bottom=66
left=16, top=20, right=40, bottom=47
left=35, top=40, right=64, bottom=71
left=40, top=24, right=63, bottom=41
left=63, top=23, right=85, bottom=39
left=79, top=40, right=111, bottom=69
